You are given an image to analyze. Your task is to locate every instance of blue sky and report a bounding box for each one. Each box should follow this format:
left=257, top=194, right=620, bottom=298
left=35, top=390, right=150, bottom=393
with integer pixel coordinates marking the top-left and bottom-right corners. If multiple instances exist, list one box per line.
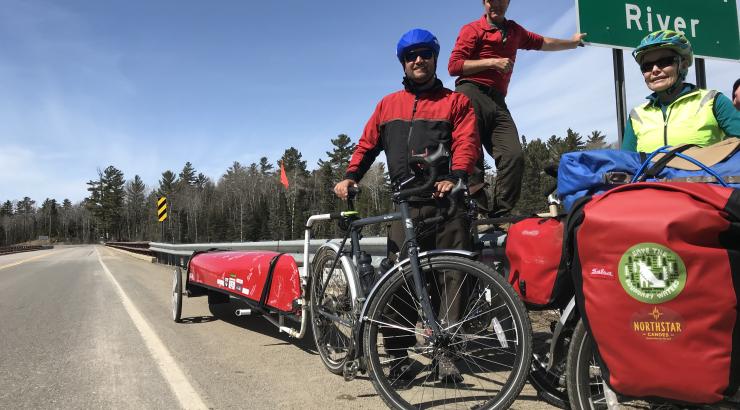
left=1, top=0, right=737, bottom=203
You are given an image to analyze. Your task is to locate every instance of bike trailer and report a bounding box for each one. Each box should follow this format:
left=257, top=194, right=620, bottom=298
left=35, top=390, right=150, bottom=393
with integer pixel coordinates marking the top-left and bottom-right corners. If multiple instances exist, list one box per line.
left=505, top=217, right=572, bottom=308
left=558, top=138, right=740, bottom=211
left=567, top=182, right=740, bottom=404
left=188, top=250, right=301, bottom=313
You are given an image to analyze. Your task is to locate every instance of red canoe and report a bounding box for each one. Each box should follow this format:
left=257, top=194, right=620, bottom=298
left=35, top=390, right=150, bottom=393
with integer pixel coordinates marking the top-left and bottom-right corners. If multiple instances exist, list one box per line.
left=188, top=251, right=301, bottom=313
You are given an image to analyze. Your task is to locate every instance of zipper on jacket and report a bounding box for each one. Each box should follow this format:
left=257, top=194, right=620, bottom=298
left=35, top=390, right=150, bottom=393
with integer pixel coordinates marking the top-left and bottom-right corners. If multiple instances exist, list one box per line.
left=662, top=106, right=673, bottom=147
left=660, top=88, right=697, bottom=148
left=405, top=95, right=419, bottom=177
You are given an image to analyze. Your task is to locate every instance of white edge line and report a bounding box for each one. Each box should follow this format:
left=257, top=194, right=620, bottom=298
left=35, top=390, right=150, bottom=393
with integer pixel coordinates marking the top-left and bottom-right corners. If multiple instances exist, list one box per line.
left=96, top=247, right=208, bottom=410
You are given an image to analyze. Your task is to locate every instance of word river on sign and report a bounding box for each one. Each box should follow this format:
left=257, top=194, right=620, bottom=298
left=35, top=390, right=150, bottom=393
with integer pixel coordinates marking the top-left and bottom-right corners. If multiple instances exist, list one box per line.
left=625, top=4, right=701, bottom=38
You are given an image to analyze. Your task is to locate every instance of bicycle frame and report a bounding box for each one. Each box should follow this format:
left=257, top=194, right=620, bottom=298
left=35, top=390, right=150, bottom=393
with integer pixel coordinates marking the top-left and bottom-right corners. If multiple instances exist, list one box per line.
left=305, top=196, right=477, bottom=377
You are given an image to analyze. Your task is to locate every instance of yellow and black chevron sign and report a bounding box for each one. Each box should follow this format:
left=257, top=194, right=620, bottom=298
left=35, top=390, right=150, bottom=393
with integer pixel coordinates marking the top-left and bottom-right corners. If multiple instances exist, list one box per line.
left=157, top=197, right=168, bottom=222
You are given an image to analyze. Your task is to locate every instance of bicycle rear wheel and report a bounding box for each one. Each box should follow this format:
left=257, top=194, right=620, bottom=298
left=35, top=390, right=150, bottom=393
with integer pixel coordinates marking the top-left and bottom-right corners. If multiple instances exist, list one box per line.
left=310, top=248, right=354, bottom=375
left=362, top=254, right=532, bottom=409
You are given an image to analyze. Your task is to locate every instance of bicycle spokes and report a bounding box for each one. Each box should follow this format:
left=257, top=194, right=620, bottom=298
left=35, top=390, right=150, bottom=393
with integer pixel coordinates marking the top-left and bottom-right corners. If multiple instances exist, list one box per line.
left=362, top=255, right=532, bottom=409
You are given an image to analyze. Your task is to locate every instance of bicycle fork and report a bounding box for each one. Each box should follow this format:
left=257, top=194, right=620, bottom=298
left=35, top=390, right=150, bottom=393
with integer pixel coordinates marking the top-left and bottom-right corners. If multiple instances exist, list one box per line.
left=400, top=201, right=443, bottom=342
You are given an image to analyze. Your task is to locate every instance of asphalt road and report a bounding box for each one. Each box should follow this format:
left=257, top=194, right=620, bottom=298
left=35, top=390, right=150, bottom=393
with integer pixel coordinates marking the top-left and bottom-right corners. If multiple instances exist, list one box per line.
left=0, top=245, right=557, bottom=410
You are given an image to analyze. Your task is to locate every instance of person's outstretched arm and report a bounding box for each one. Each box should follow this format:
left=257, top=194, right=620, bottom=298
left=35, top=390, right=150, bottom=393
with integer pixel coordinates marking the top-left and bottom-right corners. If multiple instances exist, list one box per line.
left=540, top=33, right=587, bottom=51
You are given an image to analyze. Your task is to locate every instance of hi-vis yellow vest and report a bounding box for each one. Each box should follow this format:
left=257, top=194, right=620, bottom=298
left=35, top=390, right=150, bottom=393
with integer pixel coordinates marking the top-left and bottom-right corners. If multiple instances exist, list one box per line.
left=630, top=89, right=725, bottom=153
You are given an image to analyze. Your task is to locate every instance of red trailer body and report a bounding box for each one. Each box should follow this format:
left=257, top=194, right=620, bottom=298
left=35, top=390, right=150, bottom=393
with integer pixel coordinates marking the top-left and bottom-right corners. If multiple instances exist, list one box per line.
left=188, top=251, right=301, bottom=313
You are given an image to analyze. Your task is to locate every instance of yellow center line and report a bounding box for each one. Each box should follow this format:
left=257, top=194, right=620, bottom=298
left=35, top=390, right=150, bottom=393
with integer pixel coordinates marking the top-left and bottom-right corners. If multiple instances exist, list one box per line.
left=0, top=250, right=57, bottom=271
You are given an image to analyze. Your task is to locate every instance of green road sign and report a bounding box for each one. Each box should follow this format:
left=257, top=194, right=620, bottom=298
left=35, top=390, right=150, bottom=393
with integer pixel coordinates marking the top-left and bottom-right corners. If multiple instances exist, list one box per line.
left=577, top=0, right=740, bottom=61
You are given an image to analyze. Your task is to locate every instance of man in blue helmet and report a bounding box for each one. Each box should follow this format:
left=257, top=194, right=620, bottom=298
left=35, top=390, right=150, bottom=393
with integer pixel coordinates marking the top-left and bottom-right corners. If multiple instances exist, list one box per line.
left=335, top=28, right=480, bottom=383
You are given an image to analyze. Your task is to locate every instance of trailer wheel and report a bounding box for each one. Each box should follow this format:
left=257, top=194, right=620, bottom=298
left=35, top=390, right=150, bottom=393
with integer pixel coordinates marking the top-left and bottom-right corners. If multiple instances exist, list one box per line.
left=172, top=267, right=183, bottom=323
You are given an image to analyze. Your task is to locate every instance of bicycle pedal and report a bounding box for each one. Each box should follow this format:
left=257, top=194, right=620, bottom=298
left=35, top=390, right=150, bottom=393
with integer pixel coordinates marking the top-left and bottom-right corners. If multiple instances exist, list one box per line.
left=343, top=359, right=359, bottom=382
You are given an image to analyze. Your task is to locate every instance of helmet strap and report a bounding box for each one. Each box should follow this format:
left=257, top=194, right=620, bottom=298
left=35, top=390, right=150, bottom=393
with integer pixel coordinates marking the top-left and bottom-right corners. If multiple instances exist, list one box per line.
left=657, top=56, right=687, bottom=99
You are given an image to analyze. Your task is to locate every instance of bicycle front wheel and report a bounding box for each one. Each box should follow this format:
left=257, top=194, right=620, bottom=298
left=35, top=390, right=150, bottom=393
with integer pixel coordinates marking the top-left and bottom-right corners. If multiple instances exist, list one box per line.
left=362, top=254, right=532, bottom=410
left=566, top=320, right=655, bottom=410
left=310, top=247, right=355, bottom=375
left=528, top=308, right=569, bottom=408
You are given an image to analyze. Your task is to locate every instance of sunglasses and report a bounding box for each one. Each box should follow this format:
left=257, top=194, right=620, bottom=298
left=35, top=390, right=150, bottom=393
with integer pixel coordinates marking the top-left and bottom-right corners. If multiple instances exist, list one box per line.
left=640, top=56, right=678, bottom=73
left=404, top=49, right=435, bottom=63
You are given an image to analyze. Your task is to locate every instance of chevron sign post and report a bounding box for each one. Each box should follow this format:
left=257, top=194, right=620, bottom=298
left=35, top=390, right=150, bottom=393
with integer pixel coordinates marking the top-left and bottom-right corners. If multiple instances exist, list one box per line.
left=157, top=197, right=168, bottom=223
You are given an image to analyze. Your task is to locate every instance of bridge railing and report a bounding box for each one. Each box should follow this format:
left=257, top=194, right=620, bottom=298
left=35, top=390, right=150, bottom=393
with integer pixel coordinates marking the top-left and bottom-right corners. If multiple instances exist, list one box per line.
left=146, top=238, right=388, bottom=268
left=105, top=241, right=154, bottom=256
left=0, top=245, right=53, bottom=255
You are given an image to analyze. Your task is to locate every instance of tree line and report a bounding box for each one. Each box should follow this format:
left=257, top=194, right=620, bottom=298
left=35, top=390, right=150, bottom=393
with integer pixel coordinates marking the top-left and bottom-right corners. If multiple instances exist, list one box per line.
left=0, top=130, right=608, bottom=246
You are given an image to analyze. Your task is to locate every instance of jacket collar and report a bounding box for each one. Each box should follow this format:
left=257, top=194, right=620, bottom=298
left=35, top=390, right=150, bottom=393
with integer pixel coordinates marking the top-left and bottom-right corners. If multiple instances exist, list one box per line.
left=646, top=83, right=698, bottom=107
left=403, top=77, right=444, bottom=95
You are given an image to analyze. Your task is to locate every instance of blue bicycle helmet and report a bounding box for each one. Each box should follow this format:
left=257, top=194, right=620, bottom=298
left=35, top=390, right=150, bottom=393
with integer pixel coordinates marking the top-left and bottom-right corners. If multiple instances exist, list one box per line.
left=396, top=28, right=440, bottom=62
left=632, top=30, right=693, bottom=95
left=632, top=30, right=693, bottom=66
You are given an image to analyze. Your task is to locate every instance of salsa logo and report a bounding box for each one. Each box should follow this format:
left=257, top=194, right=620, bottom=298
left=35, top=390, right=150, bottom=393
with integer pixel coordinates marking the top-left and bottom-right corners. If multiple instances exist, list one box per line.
left=589, top=267, right=614, bottom=279
left=618, top=243, right=686, bottom=304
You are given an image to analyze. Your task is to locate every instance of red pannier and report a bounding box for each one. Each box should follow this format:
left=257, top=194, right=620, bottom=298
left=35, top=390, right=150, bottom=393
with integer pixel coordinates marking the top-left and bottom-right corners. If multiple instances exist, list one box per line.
left=505, top=217, right=572, bottom=308
left=569, top=182, right=740, bottom=404
left=188, top=251, right=301, bottom=313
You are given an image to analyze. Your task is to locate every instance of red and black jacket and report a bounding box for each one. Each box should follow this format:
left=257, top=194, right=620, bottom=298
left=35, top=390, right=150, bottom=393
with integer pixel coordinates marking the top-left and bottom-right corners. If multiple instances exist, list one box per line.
left=345, top=79, right=480, bottom=190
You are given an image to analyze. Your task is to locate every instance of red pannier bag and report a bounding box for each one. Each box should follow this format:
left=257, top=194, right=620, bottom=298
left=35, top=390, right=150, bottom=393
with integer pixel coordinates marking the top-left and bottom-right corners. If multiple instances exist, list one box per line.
left=188, top=251, right=301, bottom=313
left=505, top=217, right=572, bottom=308
left=569, top=182, right=740, bottom=404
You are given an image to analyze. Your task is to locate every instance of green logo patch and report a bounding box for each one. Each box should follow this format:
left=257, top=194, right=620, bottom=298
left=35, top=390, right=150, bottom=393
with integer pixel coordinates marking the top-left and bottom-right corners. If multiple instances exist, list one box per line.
left=618, top=243, right=686, bottom=304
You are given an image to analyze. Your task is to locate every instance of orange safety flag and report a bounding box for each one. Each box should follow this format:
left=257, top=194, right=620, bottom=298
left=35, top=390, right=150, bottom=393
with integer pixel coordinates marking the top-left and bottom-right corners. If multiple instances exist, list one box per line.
left=280, top=161, right=289, bottom=188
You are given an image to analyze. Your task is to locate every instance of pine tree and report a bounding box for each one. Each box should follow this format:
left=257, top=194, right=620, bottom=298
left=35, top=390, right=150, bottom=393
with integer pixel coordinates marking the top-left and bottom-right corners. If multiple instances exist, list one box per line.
left=318, top=134, right=355, bottom=183
left=178, top=162, right=197, bottom=187
left=513, top=138, right=551, bottom=214
left=259, top=157, right=274, bottom=175
left=125, top=175, right=148, bottom=240
left=16, top=197, right=36, bottom=243
left=0, top=200, right=12, bottom=216
left=158, top=170, right=177, bottom=196
left=83, top=166, right=126, bottom=241
left=585, top=130, right=608, bottom=150
left=277, top=148, right=310, bottom=239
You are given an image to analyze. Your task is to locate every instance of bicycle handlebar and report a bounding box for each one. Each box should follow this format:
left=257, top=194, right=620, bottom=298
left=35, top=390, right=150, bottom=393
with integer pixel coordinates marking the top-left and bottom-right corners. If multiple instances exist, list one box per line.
left=347, top=186, right=360, bottom=199
left=395, top=144, right=448, bottom=200
left=420, top=179, right=465, bottom=226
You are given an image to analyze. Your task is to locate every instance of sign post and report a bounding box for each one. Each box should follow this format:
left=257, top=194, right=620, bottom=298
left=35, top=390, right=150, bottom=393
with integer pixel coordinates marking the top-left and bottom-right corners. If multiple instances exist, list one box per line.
left=612, top=49, right=628, bottom=142
left=577, top=0, right=740, bottom=145
left=157, top=197, right=168, bottom=223
left=158, top=196, right=167, bottom=243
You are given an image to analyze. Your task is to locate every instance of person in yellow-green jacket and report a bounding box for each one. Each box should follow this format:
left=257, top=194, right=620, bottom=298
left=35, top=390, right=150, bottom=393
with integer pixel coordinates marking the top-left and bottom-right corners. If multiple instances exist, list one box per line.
left=622, top=30, right=739, bottom=152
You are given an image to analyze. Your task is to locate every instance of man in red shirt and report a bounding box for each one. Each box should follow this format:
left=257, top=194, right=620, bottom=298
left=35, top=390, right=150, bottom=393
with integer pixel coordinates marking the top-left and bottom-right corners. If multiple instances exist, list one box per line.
left=449, top=0, right=586, bottom=218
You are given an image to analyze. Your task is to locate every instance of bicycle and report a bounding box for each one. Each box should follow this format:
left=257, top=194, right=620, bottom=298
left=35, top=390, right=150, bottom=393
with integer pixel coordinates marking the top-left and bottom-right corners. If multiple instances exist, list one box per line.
left=307, top=145, right=533, bottom=409
left=471, top=164, right=571, bottom=409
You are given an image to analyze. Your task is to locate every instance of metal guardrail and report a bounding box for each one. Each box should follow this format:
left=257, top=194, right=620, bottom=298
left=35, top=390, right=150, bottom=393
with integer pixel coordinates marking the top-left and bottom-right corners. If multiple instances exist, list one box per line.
left=148, top=238, right=388, bottom=268
left=0, top=245, right=53, bottom=255
left=105, top=242, right=154, bottom=256
left=110, top=231, right=505, bottom=269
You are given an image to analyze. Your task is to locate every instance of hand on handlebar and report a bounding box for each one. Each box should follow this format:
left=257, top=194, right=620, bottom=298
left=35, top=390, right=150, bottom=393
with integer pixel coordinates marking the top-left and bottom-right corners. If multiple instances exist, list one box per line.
left=334, top=179, right=357, bottom=200
left=433, top=180, right=456, bottom=198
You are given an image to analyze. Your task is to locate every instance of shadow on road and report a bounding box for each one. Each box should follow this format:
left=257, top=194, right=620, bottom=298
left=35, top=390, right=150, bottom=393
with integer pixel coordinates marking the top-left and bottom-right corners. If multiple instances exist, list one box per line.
left=208, top=298, right=319, bottom=356
left=179, top=316, right=218, bottom=324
